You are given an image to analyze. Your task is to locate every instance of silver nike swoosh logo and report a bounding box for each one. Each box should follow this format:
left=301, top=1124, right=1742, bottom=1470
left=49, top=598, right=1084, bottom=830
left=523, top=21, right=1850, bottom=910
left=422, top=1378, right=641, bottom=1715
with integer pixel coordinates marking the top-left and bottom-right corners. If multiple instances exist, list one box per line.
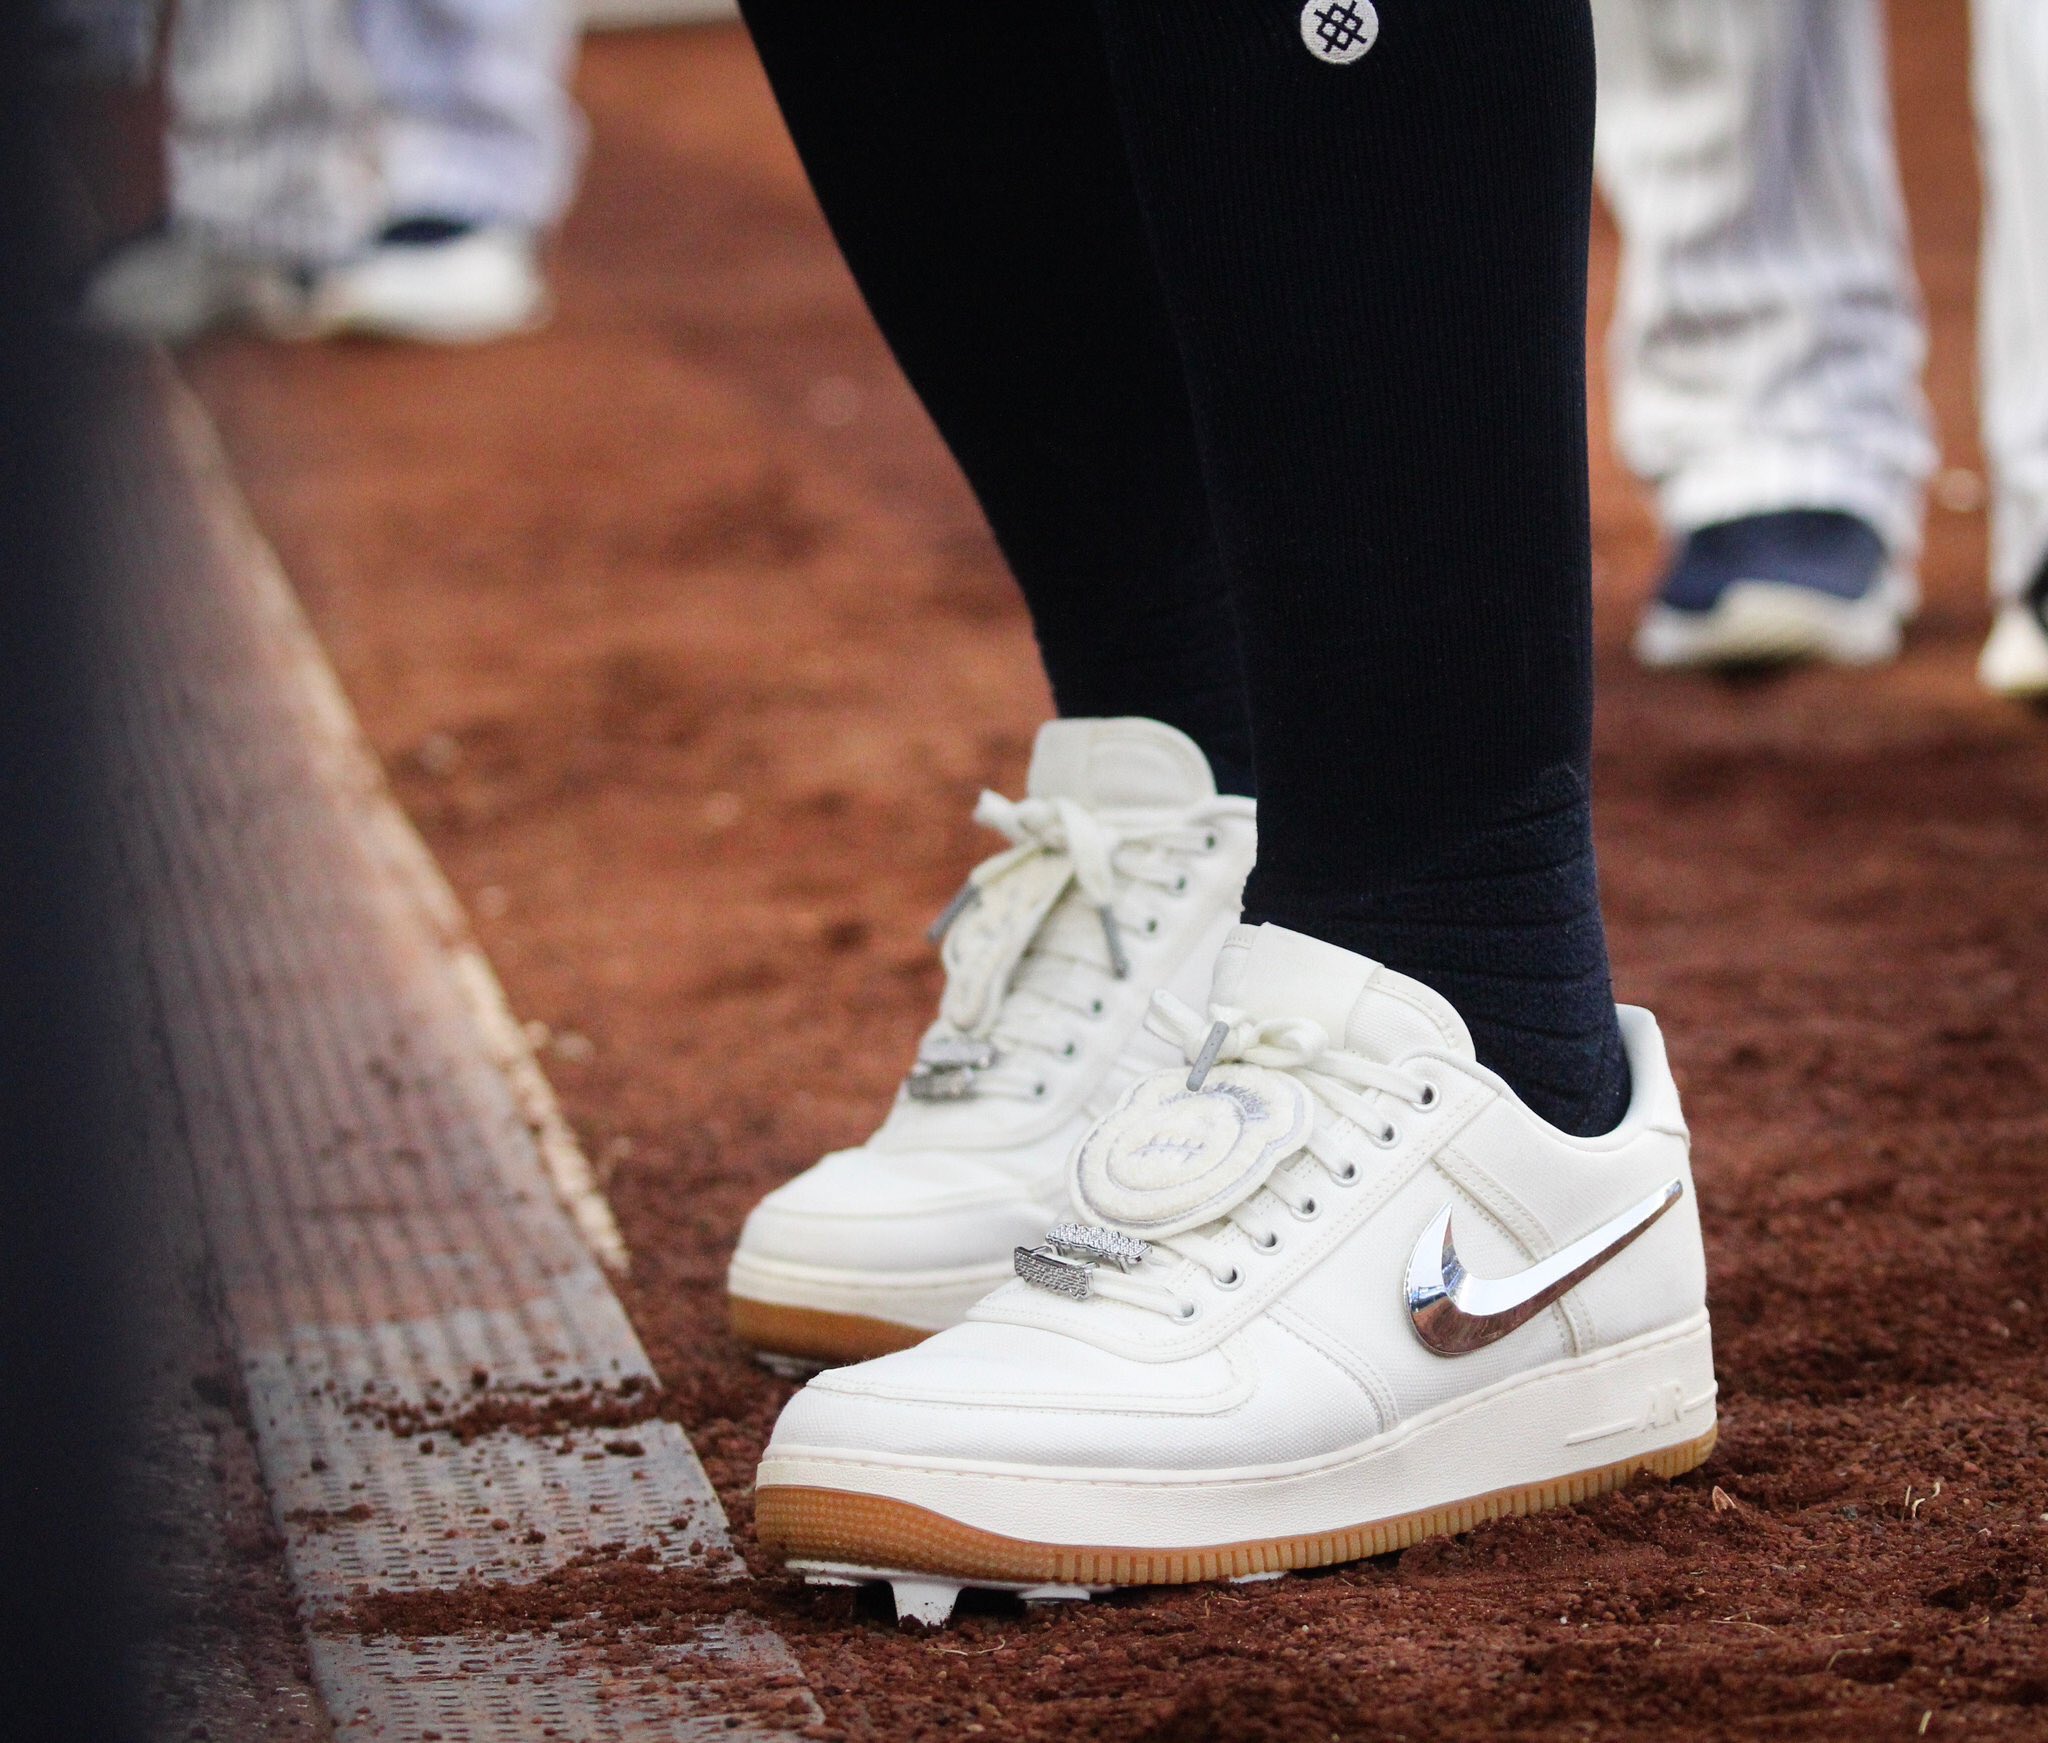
left=1405, top=1178, right=1684, bottom=1355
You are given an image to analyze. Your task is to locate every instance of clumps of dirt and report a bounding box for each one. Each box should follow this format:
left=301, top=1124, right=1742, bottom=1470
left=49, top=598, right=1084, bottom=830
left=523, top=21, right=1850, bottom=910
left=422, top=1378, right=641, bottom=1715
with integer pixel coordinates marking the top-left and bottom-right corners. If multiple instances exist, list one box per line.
left=283, top=1501, right=376, bottom=1533
left=330, top=1543, right=743, bottom=1640
left=327, top=1547, right=824, bottom=1735
left=345, top=1372, right=665, bottom=1445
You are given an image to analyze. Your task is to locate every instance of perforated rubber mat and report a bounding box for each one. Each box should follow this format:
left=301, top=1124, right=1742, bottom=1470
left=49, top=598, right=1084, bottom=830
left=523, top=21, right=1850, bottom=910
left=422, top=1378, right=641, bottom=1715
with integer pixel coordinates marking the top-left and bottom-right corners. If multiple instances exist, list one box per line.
left=100, top=360, right=816, bottom=1741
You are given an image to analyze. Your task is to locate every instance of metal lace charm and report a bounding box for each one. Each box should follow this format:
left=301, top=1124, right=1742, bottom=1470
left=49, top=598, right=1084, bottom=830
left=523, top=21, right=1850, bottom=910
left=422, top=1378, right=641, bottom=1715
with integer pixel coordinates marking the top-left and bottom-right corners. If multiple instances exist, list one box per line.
left=1097, top=905, right=1130, bottom=979
left=905, top=1035, right=997, bottom=1101
left=926, top=881, right=980, bottom=944
left=1014, top=1222, right=1150, bottom=1300
left=1184, top=1019, right=1230, bottom=1091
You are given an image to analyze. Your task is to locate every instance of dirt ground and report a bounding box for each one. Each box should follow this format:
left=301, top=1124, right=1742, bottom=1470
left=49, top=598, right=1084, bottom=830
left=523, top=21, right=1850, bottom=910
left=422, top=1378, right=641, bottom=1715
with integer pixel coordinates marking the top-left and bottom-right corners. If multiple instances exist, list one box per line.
left=182, top=10, right=2046, bottom=1739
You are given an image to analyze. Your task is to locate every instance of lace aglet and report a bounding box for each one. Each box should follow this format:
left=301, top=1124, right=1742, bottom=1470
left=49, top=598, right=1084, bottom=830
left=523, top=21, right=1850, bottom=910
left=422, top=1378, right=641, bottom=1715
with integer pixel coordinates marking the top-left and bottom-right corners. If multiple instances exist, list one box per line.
left=1098, top=906, right=1130, bottom=979
left=1186, top=1020, right=1230, bottom=1091
left=927, top=881, right=979, bottom=944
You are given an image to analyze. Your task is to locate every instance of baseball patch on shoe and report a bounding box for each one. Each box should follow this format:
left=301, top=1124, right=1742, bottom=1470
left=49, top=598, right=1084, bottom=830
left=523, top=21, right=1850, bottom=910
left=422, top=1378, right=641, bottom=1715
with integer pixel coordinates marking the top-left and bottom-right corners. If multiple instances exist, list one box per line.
left=1072, top=1064, right=1313, bottom=1238
left=1302, top=0, right=1378, bottom=64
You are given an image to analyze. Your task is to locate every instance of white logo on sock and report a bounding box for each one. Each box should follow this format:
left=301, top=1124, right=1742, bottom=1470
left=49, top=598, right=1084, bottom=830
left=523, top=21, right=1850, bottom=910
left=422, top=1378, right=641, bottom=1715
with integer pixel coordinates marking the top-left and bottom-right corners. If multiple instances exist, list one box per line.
left=1302, top=0, right=1378, bottom=64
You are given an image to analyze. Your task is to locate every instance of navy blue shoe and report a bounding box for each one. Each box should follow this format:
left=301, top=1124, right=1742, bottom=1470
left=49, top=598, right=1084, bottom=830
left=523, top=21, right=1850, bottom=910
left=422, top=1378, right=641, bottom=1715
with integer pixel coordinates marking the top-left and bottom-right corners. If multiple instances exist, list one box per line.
left=1634, top=510, right=1910, bottom=669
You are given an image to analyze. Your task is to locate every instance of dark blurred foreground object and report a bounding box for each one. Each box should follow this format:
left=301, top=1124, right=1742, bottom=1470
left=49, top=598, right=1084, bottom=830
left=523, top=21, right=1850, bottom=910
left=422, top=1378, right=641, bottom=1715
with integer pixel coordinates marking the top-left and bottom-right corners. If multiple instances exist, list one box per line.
left=0, top=7, right=139, bottom=1742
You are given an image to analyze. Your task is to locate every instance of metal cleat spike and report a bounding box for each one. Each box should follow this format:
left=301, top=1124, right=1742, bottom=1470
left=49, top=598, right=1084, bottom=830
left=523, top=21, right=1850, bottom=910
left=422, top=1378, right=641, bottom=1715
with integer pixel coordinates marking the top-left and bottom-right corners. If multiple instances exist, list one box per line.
left=1017, top=1582, right=1092, bottom=1606
left=890, top=1577, right=963, bottom=1627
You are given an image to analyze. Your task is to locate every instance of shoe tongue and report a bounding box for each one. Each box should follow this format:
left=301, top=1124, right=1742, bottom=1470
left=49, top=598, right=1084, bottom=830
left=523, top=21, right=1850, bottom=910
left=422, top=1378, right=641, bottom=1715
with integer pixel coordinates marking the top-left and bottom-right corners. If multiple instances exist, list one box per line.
left=1208, top=924, right=1474, bottom=1064
left=1027, top=717, right=1217, bottom=812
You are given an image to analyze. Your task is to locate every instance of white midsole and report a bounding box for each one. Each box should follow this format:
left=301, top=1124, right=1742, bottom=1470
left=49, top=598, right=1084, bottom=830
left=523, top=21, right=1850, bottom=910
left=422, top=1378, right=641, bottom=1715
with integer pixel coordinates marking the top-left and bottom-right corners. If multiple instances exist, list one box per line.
left=1635, top=569, right=1911, bottom=668
left=727, top=1249, right=1011, bottom=1331
left=759, top=1312, right=1715, bottom=1549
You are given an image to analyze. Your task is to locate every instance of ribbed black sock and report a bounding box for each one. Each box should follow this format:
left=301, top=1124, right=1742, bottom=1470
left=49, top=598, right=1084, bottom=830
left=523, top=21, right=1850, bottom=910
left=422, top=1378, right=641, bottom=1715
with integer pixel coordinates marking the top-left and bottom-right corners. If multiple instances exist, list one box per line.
left=1244, top=765, right=1629, bottom=1135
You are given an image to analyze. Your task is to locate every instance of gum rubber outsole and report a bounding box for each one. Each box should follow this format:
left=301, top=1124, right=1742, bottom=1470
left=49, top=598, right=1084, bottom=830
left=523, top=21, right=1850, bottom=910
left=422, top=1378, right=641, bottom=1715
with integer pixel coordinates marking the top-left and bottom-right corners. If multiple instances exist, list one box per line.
left=729, top=1296, right=932, bottom=1365
left=758, top=1424, right=1717, bottom=1587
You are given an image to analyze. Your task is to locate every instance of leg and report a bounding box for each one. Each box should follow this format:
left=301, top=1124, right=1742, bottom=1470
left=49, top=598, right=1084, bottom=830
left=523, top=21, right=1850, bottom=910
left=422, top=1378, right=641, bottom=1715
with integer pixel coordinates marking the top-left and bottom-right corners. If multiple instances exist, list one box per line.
left=1972, top=0, right=2048, bottom=696
left=735, top=0, right=1253, bottom=791
left=166, top=0, right=381, bottom=263
left=1092, top=0, right=1626, bottom=1135
left=1593, top=0, right=1935, bottom=565
left=1975, top=0, right=2048, bottom=603
left=753, top=3, right=1714, bottom=1611
left=728, top=0, right=1261, bottom=1364
left=354, top=0, right=584, bottom=233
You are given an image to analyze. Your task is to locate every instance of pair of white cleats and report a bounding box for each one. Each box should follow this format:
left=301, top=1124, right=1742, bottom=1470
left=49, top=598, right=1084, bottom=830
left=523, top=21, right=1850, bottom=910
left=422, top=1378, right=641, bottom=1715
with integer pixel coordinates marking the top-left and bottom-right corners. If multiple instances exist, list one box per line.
left=80, top=220, right=547, bottom=345
left=729, top=717, right=1716, bottom=1625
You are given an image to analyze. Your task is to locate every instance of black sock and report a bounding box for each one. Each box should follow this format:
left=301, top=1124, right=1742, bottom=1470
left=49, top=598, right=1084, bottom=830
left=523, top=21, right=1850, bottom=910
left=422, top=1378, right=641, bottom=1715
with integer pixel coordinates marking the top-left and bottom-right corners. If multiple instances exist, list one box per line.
left=1087, top=0, right=1627, bottom=1134
left=740, top=0, right=1628, bottom=1133
left=736, top=0, right=1254, bottom=795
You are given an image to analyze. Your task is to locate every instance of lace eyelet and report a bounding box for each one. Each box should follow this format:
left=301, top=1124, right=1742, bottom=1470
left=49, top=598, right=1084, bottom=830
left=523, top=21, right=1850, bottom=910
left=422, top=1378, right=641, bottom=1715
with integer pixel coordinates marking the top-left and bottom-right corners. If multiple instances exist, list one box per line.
left=1334, top=1160, right=1360, bottom=1185
left=1203, top=832, right=1218, bottom=852
left=1061, top=1040, right=1078, bottom=1059
left=1253, top=1229, right=1281, bottom=1253
left=1143, top=917, right=1160, bottom=936
left=1175, top=1300, right=1200, bottom=1322
left=1417, top=1082, right=1439, bottom=1110
left=1089, top=998, right=1105, bottom=1017
left=1371, top=1122, right=1402, bottom=1150
left=1032, top=1081, right=1049, bottom=1099
left=1290, top=1196, right=1321, bottom=1221
left=1212, top=1266, right=1244, bottom=1291
left=1174, top=875, right=1189, bottom=894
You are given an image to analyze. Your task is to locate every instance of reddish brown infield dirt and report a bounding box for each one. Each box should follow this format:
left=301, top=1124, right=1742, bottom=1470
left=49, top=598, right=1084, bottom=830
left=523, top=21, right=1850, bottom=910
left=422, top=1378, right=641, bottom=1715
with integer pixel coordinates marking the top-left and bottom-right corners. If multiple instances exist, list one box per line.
left=183, top=9, right=2046, bottom=1739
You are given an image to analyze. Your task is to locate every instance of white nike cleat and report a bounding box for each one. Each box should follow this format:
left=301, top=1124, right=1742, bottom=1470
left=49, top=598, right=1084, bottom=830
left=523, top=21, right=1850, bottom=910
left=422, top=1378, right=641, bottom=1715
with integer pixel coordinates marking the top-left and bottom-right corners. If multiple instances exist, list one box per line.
left=728, top=718, right=1257, bottom=1368
left=1978, top=597, right=2048, bottom=700
left=754, top=923, right=1716, bottom=1622
left=309, top=222, right=548, bottom=343
left=78, top=224, right=319, bottom=343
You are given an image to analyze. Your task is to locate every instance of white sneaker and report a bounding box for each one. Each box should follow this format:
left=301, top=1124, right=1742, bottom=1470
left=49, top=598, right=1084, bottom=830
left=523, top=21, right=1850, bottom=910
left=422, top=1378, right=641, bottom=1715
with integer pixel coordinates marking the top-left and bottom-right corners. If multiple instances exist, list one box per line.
left=754, top=923, right=1716, bottom=1623
left=310, top=223, right=548, bottom=343
left=1978, top=596, right=2048, bottom=700
left=728, top=718, right=1257, bottom=1367
left=79, top=224, right=317, bottom=343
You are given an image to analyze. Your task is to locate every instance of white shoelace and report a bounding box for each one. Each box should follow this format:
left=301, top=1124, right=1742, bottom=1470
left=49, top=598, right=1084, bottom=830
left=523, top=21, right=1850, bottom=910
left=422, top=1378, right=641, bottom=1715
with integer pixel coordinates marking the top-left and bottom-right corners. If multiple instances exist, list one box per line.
left=915, top=791, right=1231, bottom=1102
left=1074, top=991, right=1434, bottom=1320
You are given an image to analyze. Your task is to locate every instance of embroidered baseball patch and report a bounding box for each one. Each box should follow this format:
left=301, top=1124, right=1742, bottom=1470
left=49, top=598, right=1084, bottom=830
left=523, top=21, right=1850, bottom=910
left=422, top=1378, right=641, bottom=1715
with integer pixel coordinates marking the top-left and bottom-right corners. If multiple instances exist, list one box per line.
left=1301, top=0, right=1378, bottom=64
left=1072, top=1063, right=1314, bottom=1239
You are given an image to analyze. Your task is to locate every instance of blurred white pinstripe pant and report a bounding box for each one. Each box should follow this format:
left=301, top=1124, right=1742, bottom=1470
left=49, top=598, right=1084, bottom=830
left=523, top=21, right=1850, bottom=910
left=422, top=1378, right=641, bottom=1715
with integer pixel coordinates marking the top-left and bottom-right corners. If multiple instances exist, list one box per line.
left=1594, top=0, right=2048, bottom=599
left=161, top=0, right=583, bottom=264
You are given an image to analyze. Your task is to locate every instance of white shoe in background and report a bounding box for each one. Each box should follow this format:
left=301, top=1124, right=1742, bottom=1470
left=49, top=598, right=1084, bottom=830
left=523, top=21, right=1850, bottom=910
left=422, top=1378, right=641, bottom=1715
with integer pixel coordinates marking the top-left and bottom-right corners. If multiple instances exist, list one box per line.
left=1978, top=584, right=2048, bottom=701
left=311, top=219, right=548, bottom=344
left=727, top=718, right=1257, bottom=1367
left=79, top=224, right=317, bottom=343
left=755, top=922, right=1716, bottom=1623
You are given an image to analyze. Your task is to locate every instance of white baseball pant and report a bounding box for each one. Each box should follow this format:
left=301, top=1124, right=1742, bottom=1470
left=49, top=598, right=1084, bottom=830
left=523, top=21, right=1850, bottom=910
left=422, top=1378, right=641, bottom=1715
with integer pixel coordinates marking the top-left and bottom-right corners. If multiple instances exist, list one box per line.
left=165, top=0, right=584, bottom=265
left=1593, top=0, right=2048, bottom=599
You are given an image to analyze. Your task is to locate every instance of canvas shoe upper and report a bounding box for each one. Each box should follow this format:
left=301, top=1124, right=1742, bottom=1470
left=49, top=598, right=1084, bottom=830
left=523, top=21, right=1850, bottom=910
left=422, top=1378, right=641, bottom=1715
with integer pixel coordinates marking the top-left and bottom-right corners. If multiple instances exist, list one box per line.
left=728, top=718, right=1256, bottom=1364
left=754, top=923, right=1716, bottom=1617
